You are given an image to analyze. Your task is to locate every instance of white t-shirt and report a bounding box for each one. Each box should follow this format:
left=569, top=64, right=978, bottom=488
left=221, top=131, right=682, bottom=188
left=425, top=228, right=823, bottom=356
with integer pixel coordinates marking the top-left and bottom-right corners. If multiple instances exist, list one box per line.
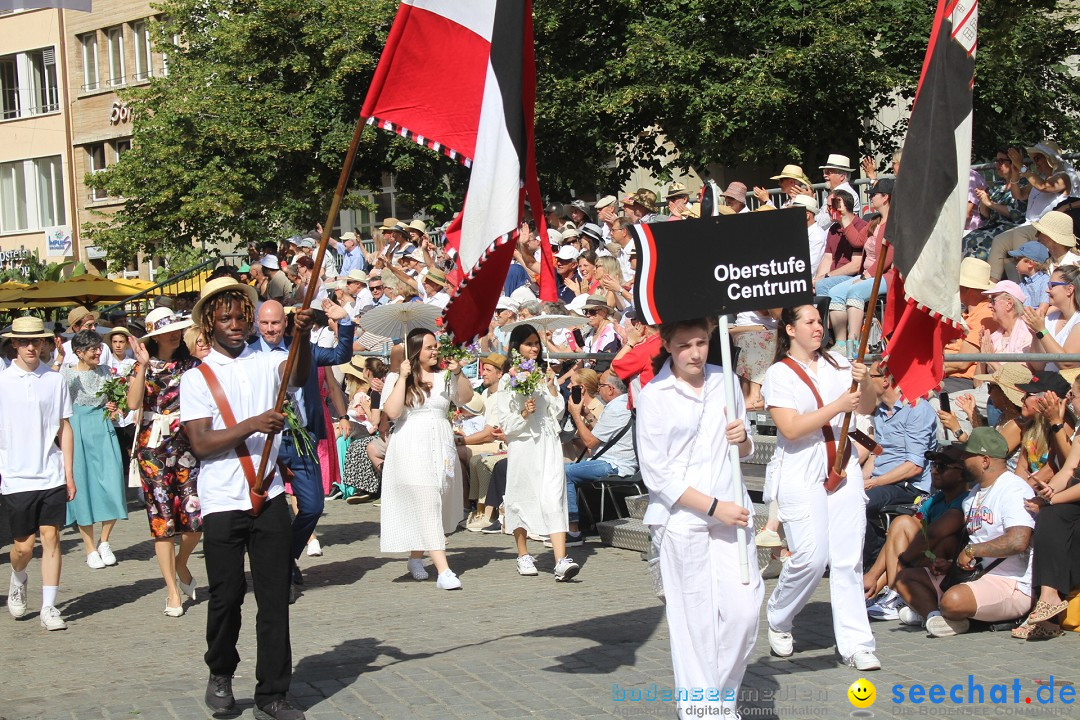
left=0, top=362, right=73, bottom=494
left=1044, top=309, right=1080, bottom=372
left=761, top=351, right=859, bottom=501
left=962, top=471, right=1035, bottom=594
left=179, top=346, right=287, bottom=516
left=808, top=223, right=827, bottom=275
left=1049, top=251, right=1080, bottom=275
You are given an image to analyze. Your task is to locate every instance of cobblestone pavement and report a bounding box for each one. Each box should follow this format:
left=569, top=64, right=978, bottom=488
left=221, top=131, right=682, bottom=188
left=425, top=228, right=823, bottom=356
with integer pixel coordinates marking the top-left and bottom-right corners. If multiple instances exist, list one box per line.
left=2, top=497, right=1078, bottom=720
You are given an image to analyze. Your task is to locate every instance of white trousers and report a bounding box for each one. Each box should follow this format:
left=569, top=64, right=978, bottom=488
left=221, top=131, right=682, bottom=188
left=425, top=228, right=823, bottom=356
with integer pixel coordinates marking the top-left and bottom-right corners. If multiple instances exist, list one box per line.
left=766, top=463, right=876, bottom=659
left=659, top=521, right=763, bottom=714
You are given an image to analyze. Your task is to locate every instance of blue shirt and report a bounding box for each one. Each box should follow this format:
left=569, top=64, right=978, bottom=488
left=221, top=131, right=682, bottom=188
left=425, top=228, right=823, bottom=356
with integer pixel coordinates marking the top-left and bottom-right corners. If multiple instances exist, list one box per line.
left=917, top=491, right=966, bottom=525
left=871, top=397, right=937, bottom=492
left=1018, top=271, right=1049, bottom=308
left=504, top=263, right=530, bottom=296
left=339, top=246, right=368, bottom=275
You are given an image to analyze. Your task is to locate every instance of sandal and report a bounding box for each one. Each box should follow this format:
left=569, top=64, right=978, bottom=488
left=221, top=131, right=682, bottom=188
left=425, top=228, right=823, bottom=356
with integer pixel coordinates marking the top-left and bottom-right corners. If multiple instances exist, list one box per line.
left=1027, top=599, right=1070, bottom=624
left=1027, top=621, right=1064, bottom=641
left=1011, top=622, right=1033, bottom=639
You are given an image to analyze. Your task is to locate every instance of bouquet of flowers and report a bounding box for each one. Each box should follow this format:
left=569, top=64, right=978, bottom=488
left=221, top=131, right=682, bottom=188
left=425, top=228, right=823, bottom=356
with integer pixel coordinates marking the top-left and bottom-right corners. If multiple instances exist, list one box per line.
left=283, top=396, right=316, bottom=458
left=437, top=331, right=480, bottom=382
left=507, top=350, right=544, bottom=396
left=97, top=365, right=132, bottom=420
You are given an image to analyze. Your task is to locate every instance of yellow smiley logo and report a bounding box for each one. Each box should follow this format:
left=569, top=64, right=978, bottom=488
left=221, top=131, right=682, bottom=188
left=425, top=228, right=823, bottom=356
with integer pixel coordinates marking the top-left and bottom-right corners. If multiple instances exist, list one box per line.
left=848, top=678, right=876, bottom=709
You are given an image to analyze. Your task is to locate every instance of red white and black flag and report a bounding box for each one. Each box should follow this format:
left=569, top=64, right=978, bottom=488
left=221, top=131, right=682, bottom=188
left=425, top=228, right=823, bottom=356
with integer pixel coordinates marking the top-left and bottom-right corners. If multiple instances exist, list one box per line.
left=881, top=0, right=977, bottom=400
left=361, top=0, right=557, bottom=342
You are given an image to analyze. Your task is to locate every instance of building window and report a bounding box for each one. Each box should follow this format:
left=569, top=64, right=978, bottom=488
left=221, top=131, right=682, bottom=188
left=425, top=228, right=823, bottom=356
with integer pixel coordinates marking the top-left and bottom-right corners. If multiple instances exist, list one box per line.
left=161, top=32, right=179, bottom=77
left=80, top=33, right=99, bottom=91
left=106, top=26, right=125, bottom=87
left=88, top=143, right=108, bottom=201
left=133, top=21, right=152, bottom=81
left=114, top=139, right=131, bottom=161
left=0, top=47, right=59, bottom=119
left=0, top=156, right=65, bottom=233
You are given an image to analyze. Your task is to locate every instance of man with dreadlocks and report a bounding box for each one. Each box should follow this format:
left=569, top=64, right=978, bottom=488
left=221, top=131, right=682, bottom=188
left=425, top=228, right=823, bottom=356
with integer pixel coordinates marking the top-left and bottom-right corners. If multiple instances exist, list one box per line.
left=179, top=277, right=313, bottom=720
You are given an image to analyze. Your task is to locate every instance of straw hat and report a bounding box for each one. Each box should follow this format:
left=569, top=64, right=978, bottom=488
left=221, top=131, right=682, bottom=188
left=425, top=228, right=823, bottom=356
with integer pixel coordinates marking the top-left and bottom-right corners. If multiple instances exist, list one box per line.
left=665, top=182, right=689, bottom=200
left=191, top=277, right=259, bottom=324
left=408, top=219, right=429, bottom=237
left=338, top=357, right=368, bottom=381
left=958, top=257, right=993, bottom=290
left=789, top=195, right=819, bottom=214
left=423, top=268, right=449, bottom=288
left=1032, top=211, right=1076, bottom=247
left=1059, top=367, right=1080, bottom=386
left=972, top=363, right=1032, bottom=408
left=67, top=306, right=98, bottom=329
left=771, top=164, right=810, bottom=184
left=1025, top=140, right=1065, bottom=169
left=344, top=269, right=369, bottom=284
left=461, top=394, right=485, bottom=415
left=142, top=307, right=193, bottom=339
left=3, top=316, right=54, bottom=339
left=819, top=154, right=855, bottom=172
left=102, top=325, right=133, bottom=340
left=378, top=217, right=401, bottom=231
left=482, top=352, right=508, bottom=370
left=583, top=293, right=611, bottom=312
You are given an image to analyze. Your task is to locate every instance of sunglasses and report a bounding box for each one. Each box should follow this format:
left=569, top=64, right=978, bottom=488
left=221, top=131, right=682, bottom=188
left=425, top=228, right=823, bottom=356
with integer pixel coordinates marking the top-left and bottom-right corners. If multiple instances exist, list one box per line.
left=369, top=285, right=384, bottom=290
left=994, top=157, right=1011, bottom=164
left=1049, top=281, right=1071, bottom=288
left=932, top=461, right=962, bottom=472
left=583, top=309, right=601, bottom=316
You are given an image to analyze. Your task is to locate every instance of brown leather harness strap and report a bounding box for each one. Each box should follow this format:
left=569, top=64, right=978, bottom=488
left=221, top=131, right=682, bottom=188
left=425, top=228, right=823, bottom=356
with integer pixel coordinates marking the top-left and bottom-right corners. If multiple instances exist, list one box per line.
left=197, top=364, right=272, bottom=514
left=780, top=356, right=842, bottom=478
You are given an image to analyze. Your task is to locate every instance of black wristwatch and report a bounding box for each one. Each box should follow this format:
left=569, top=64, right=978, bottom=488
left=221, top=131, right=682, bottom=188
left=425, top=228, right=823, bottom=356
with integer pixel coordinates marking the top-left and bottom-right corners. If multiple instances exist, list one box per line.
left=1051, top=422, right=1066, bottom=434
left=1036, top=329, right=1047, bottom=339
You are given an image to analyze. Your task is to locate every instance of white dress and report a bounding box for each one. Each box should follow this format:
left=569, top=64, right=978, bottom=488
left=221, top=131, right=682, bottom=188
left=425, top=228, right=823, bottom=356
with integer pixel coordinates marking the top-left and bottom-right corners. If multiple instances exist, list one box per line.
left=495, top=374, right=568, bottom=535
left=379, top=372, right=463, bottom=552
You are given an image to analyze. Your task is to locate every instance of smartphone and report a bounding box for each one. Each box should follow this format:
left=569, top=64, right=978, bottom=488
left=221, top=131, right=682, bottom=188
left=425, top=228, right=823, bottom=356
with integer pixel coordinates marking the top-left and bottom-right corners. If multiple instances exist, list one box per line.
left=369, top=390, right=381, bottom=410
left=572, top=328, right=585, bottom=347
left=571, top=385, right=583, bottom=404
left=939, top=392, right=951, bottom=414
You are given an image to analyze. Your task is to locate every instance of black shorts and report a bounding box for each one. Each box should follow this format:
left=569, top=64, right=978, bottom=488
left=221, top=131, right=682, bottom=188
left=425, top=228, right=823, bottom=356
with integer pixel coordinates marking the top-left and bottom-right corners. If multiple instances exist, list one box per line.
left=2, top=486, right=67, bottom=539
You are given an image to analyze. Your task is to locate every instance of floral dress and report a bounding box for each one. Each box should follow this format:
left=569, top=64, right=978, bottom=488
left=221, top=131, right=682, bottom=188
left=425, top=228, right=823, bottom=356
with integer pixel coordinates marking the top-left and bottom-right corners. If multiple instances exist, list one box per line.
left=962, top=179, right=1028, bottom=261
left=136, top=356, right=202, bottom=538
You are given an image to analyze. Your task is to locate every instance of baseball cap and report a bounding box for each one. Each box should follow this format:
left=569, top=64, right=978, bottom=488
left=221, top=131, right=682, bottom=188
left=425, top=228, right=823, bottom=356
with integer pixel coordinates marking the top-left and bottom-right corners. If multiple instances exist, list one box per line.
left=555, top=246, right=581, bottom=261
left=1016, top=371, right=1071, bottom=398
left=962, top=427, right=1009, bottom=459
left=1007, top=241, right=1050, bottom=264
left=924, top=443, right=966, bottom=465
left=981, top=280, right=1025, bottom=303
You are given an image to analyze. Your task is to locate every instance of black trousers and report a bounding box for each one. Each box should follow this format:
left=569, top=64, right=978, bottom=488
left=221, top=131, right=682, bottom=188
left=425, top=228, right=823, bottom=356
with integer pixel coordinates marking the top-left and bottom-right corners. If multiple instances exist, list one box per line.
left=202, top=494, right=292, bottom=705
left=1032, top=502, right=1080, bottom=595
left=486, top=459, right=508, bottom=512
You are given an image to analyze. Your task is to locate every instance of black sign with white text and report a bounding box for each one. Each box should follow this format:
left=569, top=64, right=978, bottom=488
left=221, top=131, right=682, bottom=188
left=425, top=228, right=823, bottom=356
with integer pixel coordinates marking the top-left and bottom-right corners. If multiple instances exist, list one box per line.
left=631, top=209, right=813, bottom=325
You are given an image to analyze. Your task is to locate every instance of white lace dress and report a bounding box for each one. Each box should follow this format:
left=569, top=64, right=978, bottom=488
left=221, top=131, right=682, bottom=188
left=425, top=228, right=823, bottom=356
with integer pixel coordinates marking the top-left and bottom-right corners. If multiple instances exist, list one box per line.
left=495, top=375, right=569, bottom=535
left=379, top=371, right=463, bottom=552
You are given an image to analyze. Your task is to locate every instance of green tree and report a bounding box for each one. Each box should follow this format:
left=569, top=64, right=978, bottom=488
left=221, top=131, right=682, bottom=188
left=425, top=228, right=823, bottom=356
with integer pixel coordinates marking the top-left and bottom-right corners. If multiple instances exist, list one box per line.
left=88, top=0, right=1080, bottom=266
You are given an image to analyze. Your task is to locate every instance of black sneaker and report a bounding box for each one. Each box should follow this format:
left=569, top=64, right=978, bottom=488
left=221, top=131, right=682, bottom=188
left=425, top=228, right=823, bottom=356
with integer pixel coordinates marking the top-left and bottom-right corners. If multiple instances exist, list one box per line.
left=255, top=698, right=306, bottom=720
left=291, top=562, right=304, bottom=586
left=479, top=519, right=503, bottom=534
left=204, top=674, right=235, bottom=713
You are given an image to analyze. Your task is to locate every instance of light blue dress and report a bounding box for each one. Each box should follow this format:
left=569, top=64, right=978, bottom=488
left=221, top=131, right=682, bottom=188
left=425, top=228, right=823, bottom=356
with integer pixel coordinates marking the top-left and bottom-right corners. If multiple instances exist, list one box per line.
left=60, top=365, right=126, bottom=527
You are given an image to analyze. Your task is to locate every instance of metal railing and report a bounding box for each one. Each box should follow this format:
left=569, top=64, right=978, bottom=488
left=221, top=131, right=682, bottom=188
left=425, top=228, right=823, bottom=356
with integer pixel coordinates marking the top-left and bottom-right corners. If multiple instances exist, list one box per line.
left=97, top=254, right=242, bottom=316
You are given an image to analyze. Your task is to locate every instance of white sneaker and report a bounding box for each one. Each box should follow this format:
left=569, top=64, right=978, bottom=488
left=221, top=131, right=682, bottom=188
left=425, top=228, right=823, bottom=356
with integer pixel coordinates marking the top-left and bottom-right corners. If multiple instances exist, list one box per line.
left=97, top=542, right=117, bottom=566
left=761, top=555, right=788, bottom=580
left=7, top=576, right=27, bottom=619
left=306, top=538, right=323, bottom=557
left=768, top=627, right=794, bottom=657
left=39, top=606, right=67, bottom=631
left=516, top=554, right=538, bottom=576
left=926, top=613, right=969, bottom=637
left=554, top=557, right=580, bottom=582
left=899, top=606, right=925, bottom=627
left=846, top=651, right=881, bottom=671
left=436, top=569, right=462, bottom=590
left=407, top=558, right=429, bottom=581
left=86, top=551, right=106, bottom=570
left=755, top=529, right=782, bottom=547
left=867, top=588, right=903, bottom=621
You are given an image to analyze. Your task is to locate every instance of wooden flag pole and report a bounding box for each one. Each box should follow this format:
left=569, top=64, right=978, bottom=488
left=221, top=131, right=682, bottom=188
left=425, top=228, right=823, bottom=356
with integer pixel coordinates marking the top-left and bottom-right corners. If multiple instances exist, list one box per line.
left=252, top=115, right=369, bottom=495
left=718, top=314, right=751, bottom=584
left=828, top=240, right=890, bottom=488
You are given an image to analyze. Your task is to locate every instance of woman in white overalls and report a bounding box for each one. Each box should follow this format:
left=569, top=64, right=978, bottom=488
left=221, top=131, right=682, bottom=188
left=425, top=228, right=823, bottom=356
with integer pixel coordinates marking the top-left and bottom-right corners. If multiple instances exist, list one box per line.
left=761, top=304, right=880, bottom=671
left=637, top=317, right=763, bottom=717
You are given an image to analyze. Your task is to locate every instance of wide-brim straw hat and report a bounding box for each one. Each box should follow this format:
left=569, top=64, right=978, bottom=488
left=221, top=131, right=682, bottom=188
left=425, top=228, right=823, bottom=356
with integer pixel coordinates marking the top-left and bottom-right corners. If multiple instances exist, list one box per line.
left=338, top=357, right=368, bottom=381
left=1033, top=211, right=1076, bottom=247
left=67, top=305, right=98, bottom=329
left=583, top=293, right=611, bottom=311
left=771, top=164, right=808, bottom=182
left=103, top=325, right=133, bottom=340
left=408, top=219, right=429, bottom=237
left=958, top=257, right=993, bottom=290
left=191, top=278, right=259, bottom=325
left=973, top=362, right=1032, bottom=409
left=461, top=394, right=485, bottom=415
left=378, top=217, right=401, bottom=231
left=142, top=307, right=193, bottom=339
left=1026, top=141, right=1065, bottom=169
left=3, top=316, right=54, bottom=339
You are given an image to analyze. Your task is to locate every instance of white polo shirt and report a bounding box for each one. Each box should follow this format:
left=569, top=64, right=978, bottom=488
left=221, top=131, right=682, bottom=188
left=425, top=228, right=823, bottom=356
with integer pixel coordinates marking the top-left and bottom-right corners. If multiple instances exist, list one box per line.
left=179, top=346, right=287, bottom=516
left=0, top=361, right=72, bottom=494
